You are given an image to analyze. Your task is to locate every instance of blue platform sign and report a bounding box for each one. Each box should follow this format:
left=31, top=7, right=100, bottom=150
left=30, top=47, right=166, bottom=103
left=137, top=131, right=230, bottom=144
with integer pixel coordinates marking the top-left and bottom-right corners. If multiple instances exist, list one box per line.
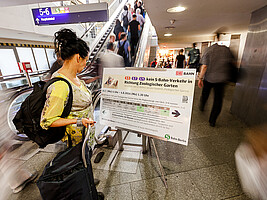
left=32, top=3, right=108, bottom=26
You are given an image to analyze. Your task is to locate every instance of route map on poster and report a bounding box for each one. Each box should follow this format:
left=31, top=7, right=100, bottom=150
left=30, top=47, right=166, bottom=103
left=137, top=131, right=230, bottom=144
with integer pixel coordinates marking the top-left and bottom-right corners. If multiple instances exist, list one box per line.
left=100, top=68, right=196, bottom=146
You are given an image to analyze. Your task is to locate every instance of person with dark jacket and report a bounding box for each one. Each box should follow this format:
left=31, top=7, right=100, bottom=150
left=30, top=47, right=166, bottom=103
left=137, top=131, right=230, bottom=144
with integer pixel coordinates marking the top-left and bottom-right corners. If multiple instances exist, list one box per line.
left=113, top=19, right=124, bottom=41
left=187, top=43, right=200, bottom=70
left=128, top=14, right=140, bottom=57
left=198, top=33, right=235, bottom=127
left=176, top=49, right=185, bottom=68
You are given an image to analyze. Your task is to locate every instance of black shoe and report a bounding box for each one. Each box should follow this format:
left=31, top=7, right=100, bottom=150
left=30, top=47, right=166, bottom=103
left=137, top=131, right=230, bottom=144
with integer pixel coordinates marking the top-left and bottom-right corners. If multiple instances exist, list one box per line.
left=94, top=179, right=100, bottom=186
left=209, top=122, right=215, bottom=127
left=97, top=192, right=105, bottom=200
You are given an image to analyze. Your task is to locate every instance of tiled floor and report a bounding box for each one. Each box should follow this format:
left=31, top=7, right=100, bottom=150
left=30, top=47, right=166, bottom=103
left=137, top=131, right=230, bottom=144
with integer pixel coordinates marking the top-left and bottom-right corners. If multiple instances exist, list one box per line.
left=6, top=83, right=251, bottom=200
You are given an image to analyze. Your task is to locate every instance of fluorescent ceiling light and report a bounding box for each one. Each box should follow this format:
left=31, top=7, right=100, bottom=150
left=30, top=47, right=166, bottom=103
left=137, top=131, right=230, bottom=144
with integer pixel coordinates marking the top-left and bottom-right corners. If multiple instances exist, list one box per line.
left=164, top=33, right=172, bottom=37
left=167, top=6, right=186, bottom=13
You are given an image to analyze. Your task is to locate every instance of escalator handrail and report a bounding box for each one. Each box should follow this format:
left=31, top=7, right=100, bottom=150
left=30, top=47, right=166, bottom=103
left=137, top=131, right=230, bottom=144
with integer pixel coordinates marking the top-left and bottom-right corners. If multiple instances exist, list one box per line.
left=133, top=14, right=152, bottom=68
left=0, top=70, right=49, bottom=83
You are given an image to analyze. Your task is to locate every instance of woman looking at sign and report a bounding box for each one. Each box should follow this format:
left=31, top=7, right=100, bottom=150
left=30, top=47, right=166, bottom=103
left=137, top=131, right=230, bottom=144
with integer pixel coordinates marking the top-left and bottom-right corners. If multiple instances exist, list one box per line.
left=40, top=28, right=104, bottom=200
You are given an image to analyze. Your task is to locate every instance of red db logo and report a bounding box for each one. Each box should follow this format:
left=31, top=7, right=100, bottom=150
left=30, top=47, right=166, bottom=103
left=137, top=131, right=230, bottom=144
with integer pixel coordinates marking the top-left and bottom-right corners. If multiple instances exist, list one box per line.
left=125, top=76, right=131, bottom=80
left=176, top=71, right=183, bottom=76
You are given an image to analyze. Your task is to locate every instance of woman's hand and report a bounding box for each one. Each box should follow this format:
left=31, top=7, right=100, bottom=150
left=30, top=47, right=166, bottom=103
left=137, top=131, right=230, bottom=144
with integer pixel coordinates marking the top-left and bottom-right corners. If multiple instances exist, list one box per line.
left=82, top=118, right=95, bottom=127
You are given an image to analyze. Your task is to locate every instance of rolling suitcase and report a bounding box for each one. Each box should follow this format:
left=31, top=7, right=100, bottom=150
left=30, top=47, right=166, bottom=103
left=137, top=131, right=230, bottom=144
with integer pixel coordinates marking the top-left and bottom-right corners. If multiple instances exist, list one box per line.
left=37, top=125, right=98, bottom=200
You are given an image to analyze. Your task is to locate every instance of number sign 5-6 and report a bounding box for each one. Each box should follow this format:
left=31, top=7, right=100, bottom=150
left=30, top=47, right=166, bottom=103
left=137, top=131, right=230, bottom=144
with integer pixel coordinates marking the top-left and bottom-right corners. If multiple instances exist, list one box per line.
left=39, top=8, right=50, bottom=16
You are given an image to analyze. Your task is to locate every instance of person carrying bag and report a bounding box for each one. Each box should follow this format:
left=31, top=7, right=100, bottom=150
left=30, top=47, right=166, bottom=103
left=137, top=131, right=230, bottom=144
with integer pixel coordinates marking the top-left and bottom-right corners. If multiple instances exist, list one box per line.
left=36, top=28, right=104, bottom=200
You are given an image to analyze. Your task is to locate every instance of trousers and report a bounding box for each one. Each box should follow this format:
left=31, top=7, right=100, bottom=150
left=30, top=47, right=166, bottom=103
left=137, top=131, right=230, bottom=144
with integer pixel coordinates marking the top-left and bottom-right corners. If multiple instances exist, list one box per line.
left=130, top=37, right=139, bottom=57
left=200, top=80, right=225, bottom=124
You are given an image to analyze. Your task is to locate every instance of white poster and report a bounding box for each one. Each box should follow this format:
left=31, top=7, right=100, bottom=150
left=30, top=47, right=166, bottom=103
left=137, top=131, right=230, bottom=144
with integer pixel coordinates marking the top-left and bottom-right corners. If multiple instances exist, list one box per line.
left=100, top=68, right=196, bottom=146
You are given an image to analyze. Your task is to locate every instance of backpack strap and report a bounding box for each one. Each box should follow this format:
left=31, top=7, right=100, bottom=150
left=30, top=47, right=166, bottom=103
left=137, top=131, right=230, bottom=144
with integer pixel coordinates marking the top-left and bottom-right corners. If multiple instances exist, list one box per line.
left=122, top=40, right=127, bottom=47
left=124, top=11, right=128, bottom=19
left=119, top=40, right=127, bottom=48
left=43, top=77, right=73, bottom=118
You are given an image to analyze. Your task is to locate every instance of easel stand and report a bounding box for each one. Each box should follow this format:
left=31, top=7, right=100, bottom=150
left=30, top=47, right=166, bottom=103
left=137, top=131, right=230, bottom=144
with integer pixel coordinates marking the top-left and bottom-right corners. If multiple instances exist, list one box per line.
left=109, top=128, right=168, bottom=189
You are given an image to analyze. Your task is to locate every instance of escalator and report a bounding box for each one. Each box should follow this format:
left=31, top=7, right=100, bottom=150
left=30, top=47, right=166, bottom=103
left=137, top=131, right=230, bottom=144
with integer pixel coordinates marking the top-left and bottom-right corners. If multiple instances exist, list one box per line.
left=1, top=0, right=130, bottom=139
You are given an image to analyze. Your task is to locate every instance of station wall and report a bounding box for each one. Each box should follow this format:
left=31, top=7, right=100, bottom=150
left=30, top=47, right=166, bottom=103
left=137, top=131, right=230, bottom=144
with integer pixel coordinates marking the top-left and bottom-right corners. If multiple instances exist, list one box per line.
left=231, top=5, right=267, bottom=127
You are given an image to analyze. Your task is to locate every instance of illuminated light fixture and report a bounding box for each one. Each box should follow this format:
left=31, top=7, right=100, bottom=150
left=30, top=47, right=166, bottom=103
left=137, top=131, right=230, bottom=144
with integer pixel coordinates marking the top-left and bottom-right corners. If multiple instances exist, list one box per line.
left=167, top=6, right=186, bottom=13
left=164, top=33, right=172, bottom=37
left=165, top=26, right=175, bottom=30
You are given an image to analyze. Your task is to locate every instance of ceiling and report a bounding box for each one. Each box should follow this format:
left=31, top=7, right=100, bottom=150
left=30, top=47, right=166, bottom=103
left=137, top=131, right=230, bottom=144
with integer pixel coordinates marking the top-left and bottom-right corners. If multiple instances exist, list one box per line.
left=0, top=0, right=59, bottom=7
left=144, top=0, right=267, bottom=48
left=0, top=0, right=266, bottom=48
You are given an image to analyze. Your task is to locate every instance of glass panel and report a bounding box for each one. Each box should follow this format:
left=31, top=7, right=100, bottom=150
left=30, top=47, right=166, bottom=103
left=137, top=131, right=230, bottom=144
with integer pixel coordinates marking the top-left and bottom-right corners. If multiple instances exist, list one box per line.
left=16, top=47, right=37, bottom=71
left=0, top=49, right=20, bottom=76
left=33, top=48, right=49, bottom=71
left=45, top=48, right=56, bottom=68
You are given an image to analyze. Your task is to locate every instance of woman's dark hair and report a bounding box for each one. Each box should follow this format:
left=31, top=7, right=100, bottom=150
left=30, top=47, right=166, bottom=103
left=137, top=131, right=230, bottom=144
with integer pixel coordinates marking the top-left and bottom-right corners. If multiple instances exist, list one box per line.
left=124, top=5, right=128, bottom=10
left=54, top=28, right=89, bottom=60
left=115, top=19, right=121, bottom=26
left=120, top=32, right=126, bottom=40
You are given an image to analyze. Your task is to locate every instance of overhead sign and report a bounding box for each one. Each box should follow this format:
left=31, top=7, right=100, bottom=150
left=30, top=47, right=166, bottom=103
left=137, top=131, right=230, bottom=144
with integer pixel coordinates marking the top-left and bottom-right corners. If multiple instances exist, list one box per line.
left=32, top=2, right=108, bottom=26
left=100, top=68, right=196, bottom=146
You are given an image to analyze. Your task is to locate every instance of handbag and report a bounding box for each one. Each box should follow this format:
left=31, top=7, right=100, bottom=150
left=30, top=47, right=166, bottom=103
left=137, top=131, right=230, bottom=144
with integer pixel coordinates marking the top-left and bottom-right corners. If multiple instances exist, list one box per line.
left=37, top=126, right=98, bottom=200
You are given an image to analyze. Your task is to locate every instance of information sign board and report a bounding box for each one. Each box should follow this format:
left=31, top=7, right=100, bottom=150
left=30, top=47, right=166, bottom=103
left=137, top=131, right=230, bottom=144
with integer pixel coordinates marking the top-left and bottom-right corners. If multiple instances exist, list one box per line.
left=32, top=2, right=108, bottom=26
left=100, top=68, right=196, bottom=146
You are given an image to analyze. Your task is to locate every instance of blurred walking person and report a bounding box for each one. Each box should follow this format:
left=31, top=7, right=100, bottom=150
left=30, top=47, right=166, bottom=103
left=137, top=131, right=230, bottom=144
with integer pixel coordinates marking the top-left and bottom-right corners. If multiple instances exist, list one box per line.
left=0, top=92, right=37, bottom=200
left=100, top=42, right=124, bottom=82
left=198, top=32, right=236, bottom=127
